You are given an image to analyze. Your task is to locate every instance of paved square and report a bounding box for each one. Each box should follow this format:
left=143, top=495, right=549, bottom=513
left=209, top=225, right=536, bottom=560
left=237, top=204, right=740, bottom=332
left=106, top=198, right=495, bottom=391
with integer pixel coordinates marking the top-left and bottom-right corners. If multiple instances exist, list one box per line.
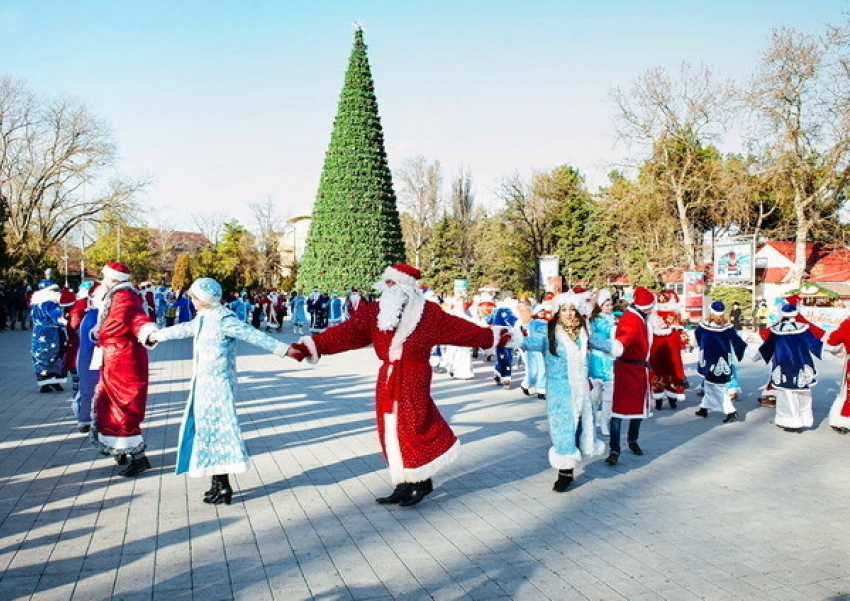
left=1, top=326, right=848, bottom=600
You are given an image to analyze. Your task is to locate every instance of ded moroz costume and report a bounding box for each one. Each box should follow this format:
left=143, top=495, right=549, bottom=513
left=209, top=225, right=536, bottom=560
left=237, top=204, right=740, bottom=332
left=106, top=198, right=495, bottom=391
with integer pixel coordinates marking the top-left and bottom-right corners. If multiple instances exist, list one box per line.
left=30, top=274, right=68, bottom=392
left=89, top=262, right=158, bottom=476
left=649, top=289, right=689, bottom=410
left=592, top=286, right=655, bottom=465
left=825, top=316, right=850, bottom=434
left=287, top=264, right=517, bottom=506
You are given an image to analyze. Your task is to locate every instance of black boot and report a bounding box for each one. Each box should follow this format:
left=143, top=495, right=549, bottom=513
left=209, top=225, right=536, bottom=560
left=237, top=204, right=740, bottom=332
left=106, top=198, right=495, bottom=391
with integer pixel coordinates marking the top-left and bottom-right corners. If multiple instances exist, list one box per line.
left=114, top=454, right=128, bottom=465
left=119, top=453, right=151, bottom=477
left=375, top=483, right=412, bottom=504
left=553, top=469, right=574, bottom=492
left=51, top=383, right=64, bottom=392
left=695, top=407, right=708, bottom=418
left=398, top=479, right=433, bottom=507
left=669, top=398, right=678, bottom=409
left=39, top=385, right=50, bottom=394
left=723, top=412, right=738, bottom=423
left=655, top=398, right=663, bottom=411
left=204, top=474, right=233, bottom=505
left=204, top=476, right=220, bottom=500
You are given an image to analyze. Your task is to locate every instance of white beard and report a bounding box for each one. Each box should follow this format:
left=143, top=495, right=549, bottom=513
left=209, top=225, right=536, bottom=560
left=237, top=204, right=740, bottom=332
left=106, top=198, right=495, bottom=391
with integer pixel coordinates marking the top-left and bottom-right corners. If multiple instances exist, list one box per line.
left=375, top=281, right=408, bottom=331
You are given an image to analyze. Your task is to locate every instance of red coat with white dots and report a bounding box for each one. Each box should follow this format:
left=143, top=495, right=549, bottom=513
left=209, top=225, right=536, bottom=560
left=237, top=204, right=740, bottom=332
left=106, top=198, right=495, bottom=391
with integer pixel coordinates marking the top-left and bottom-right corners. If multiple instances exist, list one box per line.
left=309, top=301, right=496, bottom=484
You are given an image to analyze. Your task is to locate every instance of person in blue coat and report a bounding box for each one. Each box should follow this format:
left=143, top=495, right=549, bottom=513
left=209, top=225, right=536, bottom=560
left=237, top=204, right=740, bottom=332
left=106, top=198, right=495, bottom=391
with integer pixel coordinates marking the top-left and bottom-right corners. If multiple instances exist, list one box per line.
left=150, top=278, right=290, bottom=505
left=289, top=290, right=308, bottom=334
left=487, top=301, right=519, bottom=389
left=588, top=289, right=616, bottom=435
left=30, top=275, right=68, bottom=393
left=73, top=282, right=104, bottom=432
left=756, top=303, right=824, bottom=432
left=520, top=291, right=606, bottom=492
left=328, top=291, right=345, bottom=326
left=520, top=303, right=550, bottom=399
left=694, top=301, right=749, bottom=423
left=229, top=292, right=252, bottom=323
left=172, top=291, right=195, bottom=323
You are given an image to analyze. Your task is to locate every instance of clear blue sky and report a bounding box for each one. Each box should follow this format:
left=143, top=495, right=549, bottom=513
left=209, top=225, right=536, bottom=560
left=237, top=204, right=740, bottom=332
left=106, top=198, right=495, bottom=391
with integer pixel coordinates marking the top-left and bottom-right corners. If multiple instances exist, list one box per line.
left=2, top=1, right=847, bottom=231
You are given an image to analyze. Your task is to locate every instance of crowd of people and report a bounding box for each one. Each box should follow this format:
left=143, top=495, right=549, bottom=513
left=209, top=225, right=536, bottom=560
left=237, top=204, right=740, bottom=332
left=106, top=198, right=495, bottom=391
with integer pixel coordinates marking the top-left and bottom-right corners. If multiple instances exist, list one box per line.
left=10, top=262, right=850, bottom=509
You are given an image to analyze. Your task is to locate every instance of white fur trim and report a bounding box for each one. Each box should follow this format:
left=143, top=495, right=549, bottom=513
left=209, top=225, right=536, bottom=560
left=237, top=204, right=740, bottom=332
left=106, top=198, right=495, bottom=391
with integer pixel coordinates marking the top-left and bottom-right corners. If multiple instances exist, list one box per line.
left=90, top=347, right=103, bottom=370
left=387, top=292, right=425, bottom=362
left=382, top=266, right=419, bottom=288
left=611, top=339, right=624, bottom=358
left=137, top=322, right=158, bottom=349
left=272, top=342, right=290, bottom=358
left=402, top=439, right=461, bottom=484
left=30, top=287, right=61, bottom=306
left=186, top=460, right=250, bottom=478
left=298, top=336, right=319, bottom=364
left=102, top=264, right=130, bottom=282
left=97, top=433, right=144, bottom=451
left=548, top=447, right=582, bottom=470
left=383, top=403, right=461, bottom=484
left=35, top=376, right=66, bottom=388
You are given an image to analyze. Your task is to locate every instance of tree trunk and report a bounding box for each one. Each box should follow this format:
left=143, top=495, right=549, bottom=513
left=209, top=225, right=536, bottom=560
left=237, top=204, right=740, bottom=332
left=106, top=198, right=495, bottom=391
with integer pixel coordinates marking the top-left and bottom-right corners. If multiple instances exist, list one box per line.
left=789, top=197, right=809, bottom=288
left=674, top=189, right=697, bottom=268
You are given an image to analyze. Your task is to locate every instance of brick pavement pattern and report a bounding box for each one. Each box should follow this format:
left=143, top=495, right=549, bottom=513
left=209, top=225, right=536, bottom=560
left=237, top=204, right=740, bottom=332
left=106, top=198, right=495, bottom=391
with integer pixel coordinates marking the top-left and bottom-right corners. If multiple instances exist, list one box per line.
left=0, top=325, right=849, bottom=600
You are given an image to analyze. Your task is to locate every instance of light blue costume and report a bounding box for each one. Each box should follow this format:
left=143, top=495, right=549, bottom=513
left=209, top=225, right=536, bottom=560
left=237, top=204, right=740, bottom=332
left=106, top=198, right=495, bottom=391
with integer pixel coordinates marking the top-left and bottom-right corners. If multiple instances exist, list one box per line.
left=289, top=294, right=308, bottom=331
left=155, top=279, right=289, bottom=477
left=588, top=312, right=616, bottom=433
left=521, top=329, right=606, bottom=469
left=328, top=294, right=345, bottom=325
left=521, top=318, right=548, bottom=395
left=155, top=287, right=167, bottom=326
left=229, top=296, right=252, bottom=323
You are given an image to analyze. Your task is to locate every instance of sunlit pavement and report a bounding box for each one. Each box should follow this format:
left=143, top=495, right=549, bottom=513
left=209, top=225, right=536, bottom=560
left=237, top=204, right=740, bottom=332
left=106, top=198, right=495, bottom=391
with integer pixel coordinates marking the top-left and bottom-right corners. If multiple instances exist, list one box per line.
left=0, top=325, right=849, bottom=600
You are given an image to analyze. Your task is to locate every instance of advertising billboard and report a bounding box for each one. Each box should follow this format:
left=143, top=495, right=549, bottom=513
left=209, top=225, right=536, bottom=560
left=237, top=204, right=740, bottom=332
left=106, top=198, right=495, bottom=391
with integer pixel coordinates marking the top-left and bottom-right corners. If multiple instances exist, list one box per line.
left=683, top=271, right=706, bottom=320
left=714, top=238, right=754, bottom=283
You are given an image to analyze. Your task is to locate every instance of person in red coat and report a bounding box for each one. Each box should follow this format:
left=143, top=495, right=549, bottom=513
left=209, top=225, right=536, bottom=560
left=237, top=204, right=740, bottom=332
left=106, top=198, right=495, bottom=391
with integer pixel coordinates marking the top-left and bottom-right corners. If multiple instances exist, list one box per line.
left=287, top=263, right=516, bottom=506
left=649, top=289, right=689, bottom=410
left=344, top=287, right=368, bottom=320
left=826, top=318, right=850, bottom=434
left=90, top=262, right=158, bottom=477
left=594, top=287, right=656, bottom=465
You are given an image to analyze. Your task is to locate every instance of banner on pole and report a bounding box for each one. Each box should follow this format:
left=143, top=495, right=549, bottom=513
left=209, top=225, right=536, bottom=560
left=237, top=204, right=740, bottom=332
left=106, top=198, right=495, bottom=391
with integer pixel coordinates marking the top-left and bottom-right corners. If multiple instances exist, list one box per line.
left=683, top=271, right=705, bottom=320
left=714, top=237, right=754, bottom=283
left=539, top=255, right=559, bottom=290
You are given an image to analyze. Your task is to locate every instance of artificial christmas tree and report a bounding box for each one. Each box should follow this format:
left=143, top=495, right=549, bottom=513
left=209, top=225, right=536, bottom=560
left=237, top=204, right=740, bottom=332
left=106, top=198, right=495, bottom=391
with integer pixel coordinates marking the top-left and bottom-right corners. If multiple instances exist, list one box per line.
left=297, top=26, right=406, bottom=293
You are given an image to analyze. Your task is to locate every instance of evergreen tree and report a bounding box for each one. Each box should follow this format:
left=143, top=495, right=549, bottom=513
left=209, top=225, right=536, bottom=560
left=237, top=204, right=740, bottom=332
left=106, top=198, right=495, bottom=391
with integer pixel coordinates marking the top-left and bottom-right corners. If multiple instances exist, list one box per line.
left=298, top=27, right=405, bottom=292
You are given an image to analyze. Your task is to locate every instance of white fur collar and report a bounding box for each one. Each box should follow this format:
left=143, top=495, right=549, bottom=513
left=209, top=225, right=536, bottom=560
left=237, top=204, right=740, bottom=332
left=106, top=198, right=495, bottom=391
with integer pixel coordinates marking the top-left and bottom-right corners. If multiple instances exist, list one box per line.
left=387, top=293, right=426, bottom=362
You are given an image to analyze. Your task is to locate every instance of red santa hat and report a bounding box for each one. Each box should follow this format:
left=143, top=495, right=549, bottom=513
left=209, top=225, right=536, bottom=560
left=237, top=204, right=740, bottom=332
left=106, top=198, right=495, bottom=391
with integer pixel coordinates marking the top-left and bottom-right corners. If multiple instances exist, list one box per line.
left=102, top=261, right=130, bottom=282
left=785, top=294, right=801, bottom=306
left=382, top=263, right=422, bottom=287
left=633, top=287, right=656, bottom=311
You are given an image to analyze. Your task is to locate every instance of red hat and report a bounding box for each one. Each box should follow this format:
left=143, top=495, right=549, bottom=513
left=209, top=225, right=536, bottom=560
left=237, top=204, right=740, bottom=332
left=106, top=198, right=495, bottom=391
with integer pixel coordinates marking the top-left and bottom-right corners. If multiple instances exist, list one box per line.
left=102, top=261, right=130, bottom=282
left=633, top=287, right=656, bottom=310
left=571, top=285, right=588, bottom=294
left=350, top=288, right=359, bottom=293
left=382, top=263, right=422, bottom=287
left=785, top=294, right=801, bottom=306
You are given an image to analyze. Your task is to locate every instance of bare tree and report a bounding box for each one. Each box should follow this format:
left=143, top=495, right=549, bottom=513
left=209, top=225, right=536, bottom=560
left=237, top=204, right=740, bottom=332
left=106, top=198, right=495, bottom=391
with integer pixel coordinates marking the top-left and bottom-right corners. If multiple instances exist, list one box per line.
left=396, top=156, right=442, bottom=267
left=249, top=196, right=282, bottom=288
left=148, top=217, right=178, bottom=280
left=192, top=210, right=228, bottom=246
left=0, top=76, right=144, bottom=277
left=612, top=63, right=737, bottom=267
left=746, top=25, right=850, bottom=285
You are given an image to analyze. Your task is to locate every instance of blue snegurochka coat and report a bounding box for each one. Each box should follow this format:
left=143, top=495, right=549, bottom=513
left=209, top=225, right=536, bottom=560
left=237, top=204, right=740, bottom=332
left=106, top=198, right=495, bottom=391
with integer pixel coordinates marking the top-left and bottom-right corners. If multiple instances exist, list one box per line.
left=156, top=305, right=288, bottom=477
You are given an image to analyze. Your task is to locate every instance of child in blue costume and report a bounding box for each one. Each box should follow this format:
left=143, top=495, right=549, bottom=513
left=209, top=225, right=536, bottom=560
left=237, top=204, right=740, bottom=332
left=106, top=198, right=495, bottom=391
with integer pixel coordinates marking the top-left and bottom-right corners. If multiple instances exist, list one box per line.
left=588, top=289, right=616, bottom=435
left=521, top=303, right=550, bottom=399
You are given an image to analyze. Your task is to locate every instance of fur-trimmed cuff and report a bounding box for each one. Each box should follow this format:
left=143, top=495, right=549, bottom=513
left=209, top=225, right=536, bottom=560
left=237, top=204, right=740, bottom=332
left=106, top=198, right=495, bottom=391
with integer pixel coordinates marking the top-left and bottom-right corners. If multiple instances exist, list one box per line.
left=548, top=447, right=582, bottom=470
left=298, top=336, right=320, bottom=364
left=137, top=322, right=158, bottom=349
left=611, top=339, right=624, bottom=357
left=272, top=342, right=290, bottom=358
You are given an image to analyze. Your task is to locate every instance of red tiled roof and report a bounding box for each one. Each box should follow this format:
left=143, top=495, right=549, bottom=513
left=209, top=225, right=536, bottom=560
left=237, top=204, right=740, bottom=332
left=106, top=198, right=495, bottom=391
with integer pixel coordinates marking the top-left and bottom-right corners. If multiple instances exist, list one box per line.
left=760, top=267, right=791, bottom=284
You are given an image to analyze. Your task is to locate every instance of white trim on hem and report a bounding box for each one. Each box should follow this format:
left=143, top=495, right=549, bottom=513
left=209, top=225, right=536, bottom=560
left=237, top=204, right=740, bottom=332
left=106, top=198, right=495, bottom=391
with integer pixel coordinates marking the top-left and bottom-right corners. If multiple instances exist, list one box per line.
left=186, top=461, right=251, bottom=478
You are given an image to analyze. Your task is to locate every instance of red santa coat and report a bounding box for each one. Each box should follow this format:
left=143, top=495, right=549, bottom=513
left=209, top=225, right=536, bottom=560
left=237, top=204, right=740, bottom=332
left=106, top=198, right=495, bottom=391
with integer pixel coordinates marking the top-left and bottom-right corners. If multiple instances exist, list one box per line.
left=345, top=294, right=368, bottom=319
left=827, top=320, right=850, bottom=422
left=91, top=284, right=157, bottom=455
left=308, top=301, right=497, bottom=484
left=649, top=310, right=688, bottom=399
left=612, top=307, right=653, bottom=418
